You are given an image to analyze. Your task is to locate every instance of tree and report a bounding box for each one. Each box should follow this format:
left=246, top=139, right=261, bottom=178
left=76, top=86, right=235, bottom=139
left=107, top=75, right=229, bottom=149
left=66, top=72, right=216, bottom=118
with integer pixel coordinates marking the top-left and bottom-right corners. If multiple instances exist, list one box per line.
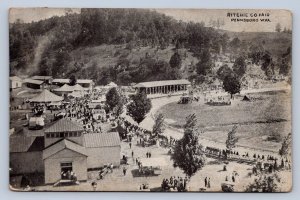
left=169, top=52, right=182, bottom=68
left=217, top=64, right=233, bottom=81
left=279, top=133, right=292, bottom=157
left=232, top=56, right=247, bottom=77
left=245, top=173, right=281, bottom=192
left=171, top=114, right=206, bottom=177
left=223, top=73, right=241, bottom=98
left=226, top=125, right=239, bottom=150
left=127, top=91, right=152, bottom=124
left=69, top=75, right=77, bottom=86
left=196, top=50, right=212, bottom=76
left=106, top=87, right=121, bottom=111
left=275, top=23, right=282, bottom=32
left=229, top=37, right=241, bottom=52
left=113, top=102, right=124, bottom=118
left=152, top=113, right=165, bottom=137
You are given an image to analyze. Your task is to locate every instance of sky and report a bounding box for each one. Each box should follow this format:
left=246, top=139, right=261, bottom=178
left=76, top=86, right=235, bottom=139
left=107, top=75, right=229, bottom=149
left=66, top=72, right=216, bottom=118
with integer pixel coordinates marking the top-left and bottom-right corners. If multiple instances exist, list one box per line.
left=9, top=8, right=80, bottom=23
left=156, top=9, right=292, bottom=32
left=9, top=8, right=292, bottom=32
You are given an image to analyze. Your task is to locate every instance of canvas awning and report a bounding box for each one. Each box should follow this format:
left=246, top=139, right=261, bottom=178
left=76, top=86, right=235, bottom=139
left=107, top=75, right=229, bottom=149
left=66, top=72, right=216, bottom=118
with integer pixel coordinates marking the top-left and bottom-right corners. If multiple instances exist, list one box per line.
left=68, top=91, right=84, bottom=98
left=53, top=84, right=74, bottom=92
left=54, top=84, right=87, bottom=92
left=29, top=89, right=63, bottom=103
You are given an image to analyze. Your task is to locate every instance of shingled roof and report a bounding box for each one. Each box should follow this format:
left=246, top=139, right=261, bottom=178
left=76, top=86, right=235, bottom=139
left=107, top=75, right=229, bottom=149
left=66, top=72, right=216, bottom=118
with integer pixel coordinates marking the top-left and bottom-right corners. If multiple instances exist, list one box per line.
left=84, top=132, right=120, bottom=148
left=45, top=118, right=84, bottom=133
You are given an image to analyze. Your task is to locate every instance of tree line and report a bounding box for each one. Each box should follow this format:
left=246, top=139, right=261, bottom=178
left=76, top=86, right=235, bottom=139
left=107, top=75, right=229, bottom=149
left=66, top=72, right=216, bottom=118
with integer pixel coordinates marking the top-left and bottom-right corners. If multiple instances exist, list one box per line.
left=9, top=8, right=229, bottom=85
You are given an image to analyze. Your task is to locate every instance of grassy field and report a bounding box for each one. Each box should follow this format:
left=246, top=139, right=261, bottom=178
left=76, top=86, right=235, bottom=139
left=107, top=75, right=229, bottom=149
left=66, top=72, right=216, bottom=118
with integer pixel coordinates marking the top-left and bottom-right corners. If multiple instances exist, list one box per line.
left=159, top=90, right=291, bottom=151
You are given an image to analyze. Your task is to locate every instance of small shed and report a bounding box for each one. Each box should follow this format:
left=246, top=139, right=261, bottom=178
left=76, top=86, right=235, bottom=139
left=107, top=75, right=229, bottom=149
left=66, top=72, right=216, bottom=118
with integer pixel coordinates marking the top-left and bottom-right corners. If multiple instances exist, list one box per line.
left=10, top=76, right=23, bottom=90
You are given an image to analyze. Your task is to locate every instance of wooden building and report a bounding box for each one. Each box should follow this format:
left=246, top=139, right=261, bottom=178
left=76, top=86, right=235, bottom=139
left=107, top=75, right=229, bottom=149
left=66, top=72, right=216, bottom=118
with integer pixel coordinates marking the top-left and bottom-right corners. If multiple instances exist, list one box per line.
left=42, top=119, right=121, bottom=184
left=9, top=76, right=22, bottom=90
left=43, top=139, right=88, bottom=184
left=10, top=136, right=44, bottom=174
left=133, top=79, right=191, bottom=98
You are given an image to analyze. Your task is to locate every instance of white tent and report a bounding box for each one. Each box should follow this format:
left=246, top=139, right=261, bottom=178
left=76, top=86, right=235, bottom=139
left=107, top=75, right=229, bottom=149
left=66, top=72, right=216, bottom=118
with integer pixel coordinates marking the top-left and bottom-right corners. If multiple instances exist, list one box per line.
left=29, top=89, right=63, bottom=103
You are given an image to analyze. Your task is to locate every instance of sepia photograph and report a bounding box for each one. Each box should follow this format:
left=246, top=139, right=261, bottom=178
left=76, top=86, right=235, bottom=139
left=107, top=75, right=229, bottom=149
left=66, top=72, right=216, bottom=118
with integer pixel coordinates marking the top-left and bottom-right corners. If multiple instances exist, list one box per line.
left=9, top=8, right=292, bottom=192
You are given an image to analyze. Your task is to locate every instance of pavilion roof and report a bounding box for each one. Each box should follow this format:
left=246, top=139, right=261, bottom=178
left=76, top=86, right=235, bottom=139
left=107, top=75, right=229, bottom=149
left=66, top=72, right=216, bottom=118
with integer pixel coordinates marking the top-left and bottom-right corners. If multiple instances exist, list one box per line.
left=31, top=76, right=52, bottom=80
left=133, top=79, right=190, bottom=88
left=29, top=89, right=63, bottom=103
left=24, top=78, right=43, bottom=85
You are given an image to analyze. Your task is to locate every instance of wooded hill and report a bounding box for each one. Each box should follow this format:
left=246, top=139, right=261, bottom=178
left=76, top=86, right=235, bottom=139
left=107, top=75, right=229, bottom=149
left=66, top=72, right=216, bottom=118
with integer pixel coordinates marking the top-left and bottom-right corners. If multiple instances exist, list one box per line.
left=9, top=8, right=292, bottom=85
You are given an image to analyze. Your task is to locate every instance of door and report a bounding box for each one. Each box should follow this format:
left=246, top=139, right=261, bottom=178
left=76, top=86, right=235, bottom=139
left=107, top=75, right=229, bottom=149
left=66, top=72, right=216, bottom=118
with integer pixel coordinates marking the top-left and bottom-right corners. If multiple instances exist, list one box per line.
left=60, top=162, right=73, bottom=180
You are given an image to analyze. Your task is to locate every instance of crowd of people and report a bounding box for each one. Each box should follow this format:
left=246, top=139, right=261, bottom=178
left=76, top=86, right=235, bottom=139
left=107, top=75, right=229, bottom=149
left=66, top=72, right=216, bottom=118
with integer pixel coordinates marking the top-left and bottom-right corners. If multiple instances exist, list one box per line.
left=61, top=170, right=78, bottom=182
left=161, top=176, right=190, bottom=191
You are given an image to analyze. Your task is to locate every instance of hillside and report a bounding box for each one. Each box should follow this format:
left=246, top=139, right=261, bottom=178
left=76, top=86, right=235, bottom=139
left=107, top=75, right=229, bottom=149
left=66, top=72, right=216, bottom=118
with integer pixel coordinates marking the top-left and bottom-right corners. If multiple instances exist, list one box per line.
left=9, top=8, right=292, bottom=86
left=226, top=31, right=292, bottom=57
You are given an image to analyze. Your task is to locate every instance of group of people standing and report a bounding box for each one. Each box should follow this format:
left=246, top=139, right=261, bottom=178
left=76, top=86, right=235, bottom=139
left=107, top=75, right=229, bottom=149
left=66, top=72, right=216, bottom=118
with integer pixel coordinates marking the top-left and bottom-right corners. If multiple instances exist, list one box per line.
left=161, top=176, right=190, bottom=191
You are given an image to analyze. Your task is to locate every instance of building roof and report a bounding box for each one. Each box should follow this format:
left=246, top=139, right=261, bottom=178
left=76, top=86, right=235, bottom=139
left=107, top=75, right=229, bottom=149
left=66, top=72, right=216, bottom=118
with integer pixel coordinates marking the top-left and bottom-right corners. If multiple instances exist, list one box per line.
left=24, top=78, right=43, bottom=85
left=77, top=79, right=93, bottom=84
left=53, top=84, right=72, bottom=92
left=52, top=79, right=70, bottom=83
left=10, top=136, right=44, bottom=153
left=9, top=76, right=22, bottom=82
left=31, top=76, right=52, bottom=80
left=133, top=79, right=191, bottom=88
left=84, top=132, right=120, bottom=148
left=29, top=89, right=63, bottom=103
left=43, top=139, right=87, bottom=159
left=53, top=84, right=84, bottom=92
left=52, top=79, right=93, bottom=84
left=45, top=118, right=84, bottom=133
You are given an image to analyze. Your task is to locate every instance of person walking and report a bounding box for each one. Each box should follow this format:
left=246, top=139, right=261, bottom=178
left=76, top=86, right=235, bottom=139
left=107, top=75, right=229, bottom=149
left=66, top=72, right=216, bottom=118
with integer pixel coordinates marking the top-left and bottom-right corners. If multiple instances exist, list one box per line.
left=204, top=177, right=207, bottom=187
left=132, top=151, right=134, bottom=158
left=207, top=178, right=211, bottom=188
left=129, top=142, right=132, bottom=149
left=123, top=167, right=127, bottom=176
left=91, top=181, right=97, bottom=191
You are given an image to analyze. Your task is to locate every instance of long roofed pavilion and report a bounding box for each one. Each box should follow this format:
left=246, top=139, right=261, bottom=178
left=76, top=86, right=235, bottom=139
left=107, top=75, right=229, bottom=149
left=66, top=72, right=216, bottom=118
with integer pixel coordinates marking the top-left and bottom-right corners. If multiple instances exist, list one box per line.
left=133, top=79, right=191, bottom=98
